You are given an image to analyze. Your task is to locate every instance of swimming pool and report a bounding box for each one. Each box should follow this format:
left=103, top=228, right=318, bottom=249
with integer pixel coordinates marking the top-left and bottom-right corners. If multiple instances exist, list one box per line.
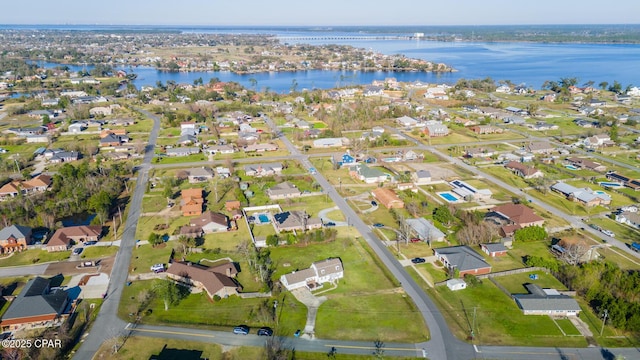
left=594, top=190, right=607, bottom=195
left=565, top=165, right=579, bottom=170
left=599, top=182, right=623, bottom=188
left=438, top=192, right=459, bottom=203
left=258, top=214, right=270, bottom=223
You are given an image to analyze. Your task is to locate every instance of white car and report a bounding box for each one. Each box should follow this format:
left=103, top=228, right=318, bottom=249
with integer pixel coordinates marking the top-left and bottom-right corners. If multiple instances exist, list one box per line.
left=150, top=263, right=165, bottom=273
left=601, top=229, right=615, bottom=237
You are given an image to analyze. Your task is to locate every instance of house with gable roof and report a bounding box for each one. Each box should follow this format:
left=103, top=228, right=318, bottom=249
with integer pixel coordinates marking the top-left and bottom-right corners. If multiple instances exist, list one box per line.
left=433, top=245, right=492, bottom=277
left=280, top=258, right=344, bottom=291
left=0, top=276, right=69, bottom=331
left=0, top=225, right=32, bottom=253
left=181, top=188, right=204, bottom=216
left=166, top=261, right=240, bottom=299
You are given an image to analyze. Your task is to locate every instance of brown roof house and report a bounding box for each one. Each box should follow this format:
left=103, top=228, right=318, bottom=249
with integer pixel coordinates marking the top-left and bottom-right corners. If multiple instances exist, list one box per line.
left=491, top=204, right=545, bottom=228
left=371, top=188, right=404, bottom=209
left=504, top=161, right=544, bottom=179
left=0, top=225, right=32, bottom=253
left=166, top=261, right=240, bottom=299
left=0, top=175, right=52, bottom=200
left=189, top=211, right=228, bottom=233
left=181, top=188, right=204, bottom=216
left=46, top=226, right=102, bottom=252
left=280, top=258, right=344, bottom=291
left=0, top=276, right=69, bottom=331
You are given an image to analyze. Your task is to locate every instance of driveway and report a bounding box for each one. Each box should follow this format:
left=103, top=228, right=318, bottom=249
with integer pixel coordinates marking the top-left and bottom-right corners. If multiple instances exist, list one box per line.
left=317, top=206, right=348, bottom=226
left=290, top=287, right=327, bottom=339
left=0, top=263, right=48, bottom=277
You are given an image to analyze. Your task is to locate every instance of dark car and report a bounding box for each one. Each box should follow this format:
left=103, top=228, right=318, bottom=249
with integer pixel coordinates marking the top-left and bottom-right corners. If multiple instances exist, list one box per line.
left=411, top=257, right=426, bottom=264
left=72, top=247, right=84, bottom=255
left=233, top=325, right=250, bottom=335
left=410, top=238, right=422, bottom=243
left=324, top=222, right=336, bottom=227
left=84, top=241, right=97, bottom=246
left=257, top=327, right=273, bottom=336
left=294, top=329, right=301, bottom=337
left=371, top=201, right=377, bottom=206
left=373, top=223, right=384, bottom=228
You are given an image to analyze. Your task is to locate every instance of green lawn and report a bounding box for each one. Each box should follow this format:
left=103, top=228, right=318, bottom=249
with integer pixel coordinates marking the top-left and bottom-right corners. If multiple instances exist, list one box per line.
left=142, top=194, right=169, bottom=213
left=494, top=271, right=567, bottom=294
left=555, top=318, right=582, bottom=336
left=135, top=214, right=191, bottom=242
left=80, top=246, right=119, bottom=259
left=0, top=249, right=70, bottom=267
left=201, top=221, right=253, bottom=252
left=480, top=166, right=530, bottom=190
left=154, top=153, right=207, bottom=164
left=130, top=244, right=175, bottom=275
left=589, top=217, right=640, bottom=246
left=429, top=281, right=587, bottom=347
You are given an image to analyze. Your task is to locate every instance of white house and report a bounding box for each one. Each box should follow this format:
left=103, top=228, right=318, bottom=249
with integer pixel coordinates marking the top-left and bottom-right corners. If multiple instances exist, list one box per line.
left=313, top=138, right=347, bottom=148
left=446, top=279, right=467, bottom=291
left=280, top=258, right=344, bottom=291
left=396, top=116, right=418, bottom=128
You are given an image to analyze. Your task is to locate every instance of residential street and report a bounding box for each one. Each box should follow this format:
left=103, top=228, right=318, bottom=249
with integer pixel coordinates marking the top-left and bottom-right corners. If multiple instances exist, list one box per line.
left=72, top=109, right=161, bottom=360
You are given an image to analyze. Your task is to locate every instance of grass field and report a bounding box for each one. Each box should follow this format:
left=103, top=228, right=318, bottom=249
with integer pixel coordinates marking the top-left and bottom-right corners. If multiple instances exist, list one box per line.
left=494, top=271, right=567, bottom=294
left=0, top=249, right=70, bottom=267
left=80, top=246, right=118, bottom=259
left=130, top=244, right=174, bottom=275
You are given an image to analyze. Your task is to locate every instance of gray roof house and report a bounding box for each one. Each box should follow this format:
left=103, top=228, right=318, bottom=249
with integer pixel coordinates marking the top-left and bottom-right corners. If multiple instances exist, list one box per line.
left=280, top=258, right=344, bottom=291
left=187, top=167, right=215, bottom=183
left=433, top=246, right=492, bottom=277
left=406, top=218, right=445, bottom=242
left=0, top=276, right=69, bottom=331
left=267, top=182, right=301, bottom=200
left=514, top=284, right=581, bottom=316
left=273, top=211, right=322, bottom=232
left=244, top=163, right=282, bottom=177
left=166, top=147, right=200, bottom=157
left=412, top=170, right=431, bottom=185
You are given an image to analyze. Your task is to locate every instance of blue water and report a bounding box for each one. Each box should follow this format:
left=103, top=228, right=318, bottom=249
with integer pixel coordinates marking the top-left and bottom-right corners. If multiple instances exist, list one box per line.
left=8, top=25, right=640, bottom=92
left=565, top=165, right=579, bottom=170
left=599, top=182, right=623, bottom=188
left=438, top=192, right=458, bottom=202
left=258, top=214, right=270, bottom=223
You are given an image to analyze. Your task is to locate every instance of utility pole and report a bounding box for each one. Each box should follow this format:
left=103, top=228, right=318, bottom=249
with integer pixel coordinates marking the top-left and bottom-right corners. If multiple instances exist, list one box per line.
left=600, top=309, right=608, bottom=336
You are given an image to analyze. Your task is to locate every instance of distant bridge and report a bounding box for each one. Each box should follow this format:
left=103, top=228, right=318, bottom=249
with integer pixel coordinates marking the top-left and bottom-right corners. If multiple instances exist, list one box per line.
left=274, top=35, right=422, bottom=42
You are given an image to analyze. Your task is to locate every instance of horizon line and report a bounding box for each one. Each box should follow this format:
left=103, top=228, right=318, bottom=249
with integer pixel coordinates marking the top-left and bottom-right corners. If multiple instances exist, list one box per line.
left=1, top=23, right=640, bottom=27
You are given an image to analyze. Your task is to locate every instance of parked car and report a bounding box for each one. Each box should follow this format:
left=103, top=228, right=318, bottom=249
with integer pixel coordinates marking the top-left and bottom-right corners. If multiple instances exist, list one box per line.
left=409, top=238, right=422, bottom=243
left=601, top=229, right=615, bottom=237
left=150, top=264, right=165, bottom=273
left=373, top=223, right=384, bottom=228
left=84, top=241, right=97, bottom=246
left=294, top=329, right=301, bottom=337
left=72, top=248, right=83, bottom=255
left=411, top=257, right=426, bottom=264
left=233, top=325, right=250, bottom=335
left=257, top=327, right=273, bottom=336
left=371, top=201, right=377, bottom=206
left=324, top=222, right=336, bottom=227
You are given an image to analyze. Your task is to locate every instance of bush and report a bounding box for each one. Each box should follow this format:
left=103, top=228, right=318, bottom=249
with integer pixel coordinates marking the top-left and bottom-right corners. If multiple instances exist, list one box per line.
left=463, top=274, right=482, bottom=287
left=213, top=295, right=221, bottom=302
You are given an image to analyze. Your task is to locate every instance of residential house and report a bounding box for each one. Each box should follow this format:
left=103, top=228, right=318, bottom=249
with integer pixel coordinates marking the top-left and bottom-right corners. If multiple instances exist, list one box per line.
left=412, top=170, right=431, bottom=185
left=349, top=164, right=388, bottom=184
left=206, top=144, right=235, bottom=155
left=550, top=182, right=612, bottom=207
left=28, top=110, right=54, bottom=120
left=363, top=85, right=384, bottom=96
left=313, top=138, right=348, bottom=148
left=584, top=134, right=614, bottom=148
left=68, top=123, right=86, bottom=133
left=0, top=175, right=52, bottom=200
left=573, top=118, right=596, bottom=128
left=189, top=211, right=228, bottom=233
left=615, top=211, right=640, bottom=229
left=41, top=98, right=59, bottom=107
left=526, top=142, right=555, bottom=154
left=514, top=284, right=581, bottom=316
left=470, top=125, right=503, bottom=135
left=187, top=167, right=214, bottom=183
left=424, top=86, right=449, bottom=100
left=273, top=211, right=322, bottom=232
left=166, top=261, right=240, bottom=299
left=480, top=243, right=508, bottom=257
left=99, top=133, right=124, bottom=147
left=504, top=161, right=544, bottom=179
left=371, top=188, right=404, bottom=209
left=25, top=134, right=50, bottom=143
left=109, top=118, right=136, bottom=127
left=244, top=163, right=282, bottom=177
left=446, top=278, right=467, bottom=291
left=465, top=147, right=495, bottom=158
left=166, top=147, right=200, bottom=157
left=433, top=246, right=492, bottom=277
left=244, top=143, right=278, bottom=152
left=406, top=218, right=446, bottom=242
left=46, top=225, right=102, bottom=252
left=333, top=153, right=356, bottom=167
left=267, top=182, right=301, bottom=200
left=178, top=225, right=204, bottom=238
left=216, top=167, right=231, bottom=178
left=450, top=180, right=492, bottom=201
left=490, top=204, right=545, bottom=228
left=529, top=122, right=559, bottom=131
left=423, top=123, right=449, bottom=137
left=180, top=188, right=204, bottom=216
left=0, top=277, right=69, bottom=331
left=280, top=258, right=344, bottom=291
left=0, top=225, right=32, bottom=253
left=565, top=157, right=606, bottom=172
left=396, top=116, right=418, bottom=128
left=49, top=151, right=80, bottom=163
left=177, top=134, right=197, bottom=145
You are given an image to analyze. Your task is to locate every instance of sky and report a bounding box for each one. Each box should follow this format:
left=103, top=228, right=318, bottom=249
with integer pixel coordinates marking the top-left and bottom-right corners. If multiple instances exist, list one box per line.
left=0, top=0, right=639, bottom=26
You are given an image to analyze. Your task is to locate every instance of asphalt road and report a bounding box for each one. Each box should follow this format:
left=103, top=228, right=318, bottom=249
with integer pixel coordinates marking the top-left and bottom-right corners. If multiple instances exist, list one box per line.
left=0, top=263, right=48, bottom=277
left=72, top=109, right=161, bottom=360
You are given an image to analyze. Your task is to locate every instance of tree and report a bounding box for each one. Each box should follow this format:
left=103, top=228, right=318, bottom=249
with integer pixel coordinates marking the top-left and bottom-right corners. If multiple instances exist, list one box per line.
left=513, top=225, right=547, bottom=242
left=433, top=205, right=455, bottom=227
left=598, top=81, right=609, bottom=91
left=608, top=80, right=623, bottom=94
left=153, top=279, right=181, bottom=311
left=177, top=235, right=196, bottom=254
left=148, top=233, right=163, bottom=246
